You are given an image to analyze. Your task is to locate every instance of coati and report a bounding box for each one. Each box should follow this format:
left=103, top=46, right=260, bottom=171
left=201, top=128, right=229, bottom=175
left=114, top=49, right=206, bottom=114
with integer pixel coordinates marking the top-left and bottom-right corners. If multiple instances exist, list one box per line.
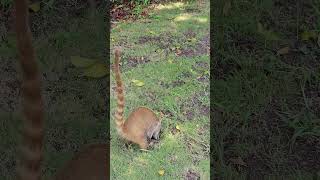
left=14, top=0, right=108, bottom=180
left=113, top=48, right=161, bottom=149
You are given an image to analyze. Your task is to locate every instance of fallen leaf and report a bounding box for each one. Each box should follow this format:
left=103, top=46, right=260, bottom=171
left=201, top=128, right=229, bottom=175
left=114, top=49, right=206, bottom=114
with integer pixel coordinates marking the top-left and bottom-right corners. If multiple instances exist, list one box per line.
left=277, top=47, right=290, bottom=55
left=187, top=38, right=197, bottom=43
left=148, top=30, right=156, bottom=35
left=29, top=2, right=41, bottom=12
left=301, top=30, right=317, bottom=41
left=158, top=169, right=165, bottom=176
left=131, top=79, right=145, bottom=87
left=176, top=125, right=181, bottom=131
left=70, top=56, right=98, bottom=68
left=168, top=59, right=173, bottom=64
left=83, top=63, right=108, bottom=78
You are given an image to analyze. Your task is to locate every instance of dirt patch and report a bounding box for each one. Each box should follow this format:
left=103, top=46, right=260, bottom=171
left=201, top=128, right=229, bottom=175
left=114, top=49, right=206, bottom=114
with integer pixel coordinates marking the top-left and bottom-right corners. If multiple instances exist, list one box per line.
left=138, top=33, right=177, bottom=51
left=138, top=36, right=161, bottom=44
left=179, top=34, right=210, bottom=57
left=192, top=61, right=209, bottom=83
left=181, top=92, right=209, bottom=121
left=196, top=75, right=209, bottom=83
left=159, top=79, right=186, bottom=89
left=138, top=31, right=210, bottom=58
left=110, top=54, right=151, bottom=70
left=126, top=56, right=151, bottom=67
left=141, top=91, right=157, bottom=103
left=111, top=1, right=161, bottom=22
left=185, top=6, right=201, bottom=13
left=193, top=61, right=209, bottom=69
left=178, top=72, right=192, bottom=79
left=184, top=29, right=196, bottom=39
left=171, top=80, right=186, bottom=87
left=184, top=169, right=200, bottom=180
left=169, top=124, right=180, bottom=135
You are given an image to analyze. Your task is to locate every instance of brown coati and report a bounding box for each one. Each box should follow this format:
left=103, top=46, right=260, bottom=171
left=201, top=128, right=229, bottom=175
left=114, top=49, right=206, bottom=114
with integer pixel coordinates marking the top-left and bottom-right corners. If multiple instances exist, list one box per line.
left=14, top=0, right=108, bottom=179
left=113, top=48, right=161, bottom=150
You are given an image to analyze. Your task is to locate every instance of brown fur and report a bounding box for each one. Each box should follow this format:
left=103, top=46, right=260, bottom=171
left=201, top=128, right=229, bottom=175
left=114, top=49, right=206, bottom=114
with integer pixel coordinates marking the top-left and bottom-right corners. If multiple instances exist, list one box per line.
left=114, top=48, right=161, bottom=149
left=14, top=1, right=108, bottom=180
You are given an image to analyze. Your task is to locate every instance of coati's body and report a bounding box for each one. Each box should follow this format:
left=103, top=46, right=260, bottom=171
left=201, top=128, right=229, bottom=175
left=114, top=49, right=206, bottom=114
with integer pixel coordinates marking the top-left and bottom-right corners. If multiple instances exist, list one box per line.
left=119, top=107, right=161, bottom=149
left=114, top=49, right=161, bottom=149
left=14, top=0, right=108, bottom=180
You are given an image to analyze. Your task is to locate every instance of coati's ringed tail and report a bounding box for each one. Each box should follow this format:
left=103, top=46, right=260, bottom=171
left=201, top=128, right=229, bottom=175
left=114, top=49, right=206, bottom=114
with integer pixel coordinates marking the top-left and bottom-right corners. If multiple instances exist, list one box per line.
left=114, top=48, right=125, bottom=130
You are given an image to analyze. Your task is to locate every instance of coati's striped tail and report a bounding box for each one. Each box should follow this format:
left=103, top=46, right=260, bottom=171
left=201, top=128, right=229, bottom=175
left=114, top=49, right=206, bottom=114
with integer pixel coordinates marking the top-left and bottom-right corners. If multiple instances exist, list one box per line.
left=114, top=49, right=125, bottom=130
left=14, top=0, right=44, bottom=179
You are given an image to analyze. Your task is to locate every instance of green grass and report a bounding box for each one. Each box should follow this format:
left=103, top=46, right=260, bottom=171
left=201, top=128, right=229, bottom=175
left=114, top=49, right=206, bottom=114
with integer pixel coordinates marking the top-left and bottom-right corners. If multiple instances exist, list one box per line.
left=110, top=1, right=210, bottom=179
left=213, top=0, right=320, bottom=179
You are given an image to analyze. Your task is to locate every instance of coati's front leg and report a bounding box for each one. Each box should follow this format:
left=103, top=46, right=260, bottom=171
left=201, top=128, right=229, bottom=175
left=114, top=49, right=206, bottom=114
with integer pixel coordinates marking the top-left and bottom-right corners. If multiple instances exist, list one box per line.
left=148, top=122, right=161, bottom=140
left=139, top=123, right=161, bottom=149
left=153, top=123, right=161, bottom=140
left=138, top=135, right=149, bottom=150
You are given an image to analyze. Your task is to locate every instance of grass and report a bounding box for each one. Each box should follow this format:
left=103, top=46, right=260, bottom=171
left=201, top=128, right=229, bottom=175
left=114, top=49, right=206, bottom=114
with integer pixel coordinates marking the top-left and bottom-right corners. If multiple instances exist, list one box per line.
left=110, top=1, right=210, bottom=179
left=0, top=4, right=107, bottom=179
left=213, top=0, right=320, bottom=179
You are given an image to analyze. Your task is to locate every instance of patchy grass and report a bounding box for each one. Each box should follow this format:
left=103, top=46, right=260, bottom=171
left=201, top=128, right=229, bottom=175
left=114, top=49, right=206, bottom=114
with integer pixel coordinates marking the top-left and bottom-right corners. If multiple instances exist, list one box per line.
left=0, top=5, right=107, bottom=179
left=213, top=0, right=320, bottom=179
left=110, top=1, right=209, bottom=179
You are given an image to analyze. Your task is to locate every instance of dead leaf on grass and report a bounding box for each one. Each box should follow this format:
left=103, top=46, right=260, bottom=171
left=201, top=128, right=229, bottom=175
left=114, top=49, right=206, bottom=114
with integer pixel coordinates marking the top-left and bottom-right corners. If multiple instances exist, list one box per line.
left=29, top=2, right=40, bottom=12
left=277, top=46, right=290, bottom=55
left=158, top=169, right=165, bottom=176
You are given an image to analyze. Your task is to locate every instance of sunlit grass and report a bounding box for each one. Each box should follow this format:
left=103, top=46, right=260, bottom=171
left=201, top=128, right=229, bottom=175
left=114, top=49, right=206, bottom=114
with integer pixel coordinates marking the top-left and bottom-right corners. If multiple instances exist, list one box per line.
left=155, top=2, right=184, bottom=10
left=110, top=0, right=210, bottom=179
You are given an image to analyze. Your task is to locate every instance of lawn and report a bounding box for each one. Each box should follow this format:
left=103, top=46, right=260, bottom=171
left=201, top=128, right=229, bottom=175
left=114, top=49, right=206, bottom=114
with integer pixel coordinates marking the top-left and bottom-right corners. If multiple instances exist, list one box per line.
left=213, top=0, right=320, bottom=179
left=110, top=1, right=210, bottom=179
